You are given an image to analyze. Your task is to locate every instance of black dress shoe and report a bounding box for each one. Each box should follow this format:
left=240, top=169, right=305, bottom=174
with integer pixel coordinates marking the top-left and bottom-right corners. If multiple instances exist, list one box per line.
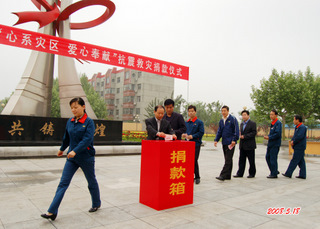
left=41, top=213, right=57, bottom=221
left=282, top=173, right=291, bottom=178
left=277, top=171, right=280, bottom=174
left=195, top=178, right=200, bottom=184
left=233, top=175, right=243, bottom=178
left=267, top=175, right=278, bottom=179
left=89, top=206, right=100, bottom=212
left=215, top=176, right=225, bottom=181
left=247, top=175, right=255, bottom=178
left=295, top=176, right=306, bottom=179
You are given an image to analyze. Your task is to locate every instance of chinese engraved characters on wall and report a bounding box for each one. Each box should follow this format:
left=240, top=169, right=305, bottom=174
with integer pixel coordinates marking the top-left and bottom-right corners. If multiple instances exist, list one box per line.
left=8, top=120, right=107, bottom=137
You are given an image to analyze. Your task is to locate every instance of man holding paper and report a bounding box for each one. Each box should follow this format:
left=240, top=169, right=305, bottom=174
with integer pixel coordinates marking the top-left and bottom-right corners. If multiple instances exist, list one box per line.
left=214, top=105, right=239, bottom=181
left=145, top=105, right=177, bottom=140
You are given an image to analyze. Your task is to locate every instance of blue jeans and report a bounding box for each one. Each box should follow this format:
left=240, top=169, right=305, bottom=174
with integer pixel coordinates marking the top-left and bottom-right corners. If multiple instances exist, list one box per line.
left=266, top=146, right=280, bottom=176
left=48, top=158, right=101, bottom=214
left=285, top=149, right=306, bottom=178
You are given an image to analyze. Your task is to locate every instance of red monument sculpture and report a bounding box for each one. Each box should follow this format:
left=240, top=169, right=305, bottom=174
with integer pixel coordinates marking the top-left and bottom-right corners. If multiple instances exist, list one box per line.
left=0, top=0, right=189, bottom=118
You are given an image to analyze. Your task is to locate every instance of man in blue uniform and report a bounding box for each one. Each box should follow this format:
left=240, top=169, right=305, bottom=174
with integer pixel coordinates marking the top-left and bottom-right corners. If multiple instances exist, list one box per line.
left=264, top=109, right=282, bottom=178
left=214, top=105, right=239, bottom=181
left=282, top=115, right=307, bottom=179
left=183, top=105, right=204, bottom=184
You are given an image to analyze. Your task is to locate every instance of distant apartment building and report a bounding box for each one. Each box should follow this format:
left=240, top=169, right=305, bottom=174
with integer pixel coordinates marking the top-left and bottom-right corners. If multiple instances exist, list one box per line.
left=89, top=67, right=174, bottom=123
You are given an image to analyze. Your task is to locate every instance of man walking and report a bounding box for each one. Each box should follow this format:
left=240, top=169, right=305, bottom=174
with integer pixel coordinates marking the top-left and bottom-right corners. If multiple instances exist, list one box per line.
left=214, top=105, right=239, bottom=181
left=234, top=110, right=257, bottom=178
left=163, top=99, right=186, bottom=140
left=182, top=105, right=204, bottom=184
left=282, top=115, right=307, bottom=179
left=264, top=109, right=282, bottom=178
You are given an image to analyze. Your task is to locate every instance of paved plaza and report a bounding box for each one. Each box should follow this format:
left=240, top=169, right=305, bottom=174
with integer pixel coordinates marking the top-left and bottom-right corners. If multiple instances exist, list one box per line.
left=0, top=143, right=320, bottom=229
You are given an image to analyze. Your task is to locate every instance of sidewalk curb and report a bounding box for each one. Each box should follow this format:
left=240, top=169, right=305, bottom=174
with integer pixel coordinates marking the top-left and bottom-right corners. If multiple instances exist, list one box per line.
left=0, top=145, right=142, bottom=159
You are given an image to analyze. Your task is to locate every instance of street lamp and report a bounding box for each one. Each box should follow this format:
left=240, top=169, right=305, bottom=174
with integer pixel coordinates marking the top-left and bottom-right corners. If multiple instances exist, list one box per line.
left=133, top=114, right=140, bottom=131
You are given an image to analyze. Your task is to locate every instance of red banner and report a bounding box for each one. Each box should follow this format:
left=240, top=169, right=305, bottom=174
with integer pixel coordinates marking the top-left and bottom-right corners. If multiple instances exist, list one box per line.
left=0, top=24, right=189, bottom=80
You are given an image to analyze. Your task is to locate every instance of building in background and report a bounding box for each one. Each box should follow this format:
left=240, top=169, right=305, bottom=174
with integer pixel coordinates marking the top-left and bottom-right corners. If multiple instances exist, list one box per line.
left=89, top=67, right=174, bottom=127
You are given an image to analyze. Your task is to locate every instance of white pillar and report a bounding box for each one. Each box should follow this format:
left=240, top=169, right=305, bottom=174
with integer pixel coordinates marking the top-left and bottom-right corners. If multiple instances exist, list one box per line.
left=57, top=0, right=97, bottom=119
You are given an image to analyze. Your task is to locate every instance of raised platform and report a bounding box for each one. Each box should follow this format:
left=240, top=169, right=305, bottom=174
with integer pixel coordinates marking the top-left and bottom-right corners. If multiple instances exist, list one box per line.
left=0, top=143, right=320, bottom=228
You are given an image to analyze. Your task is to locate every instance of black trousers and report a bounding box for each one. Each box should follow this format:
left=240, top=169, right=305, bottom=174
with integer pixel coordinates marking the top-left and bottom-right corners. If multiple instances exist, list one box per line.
left=194, top=145, right=201, bottom=179
left=236, top=149, right=256, bottom=177
left=219, top=145, right=235, bottom=179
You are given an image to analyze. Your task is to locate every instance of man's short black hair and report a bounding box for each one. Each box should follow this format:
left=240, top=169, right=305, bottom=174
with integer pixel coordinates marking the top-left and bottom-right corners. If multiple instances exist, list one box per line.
left=188, top=105, right=197, bottom=112
left=154, top=105, right=165, bottom=112
left=164, top=99, right=175, bottom=107
left=271, top=109, right=278, bottom=115
left=241, top=110, right=250, bottom=115
left=222, top=105, right=229, bottom=111
left=294, top=115, right=303, bottom=123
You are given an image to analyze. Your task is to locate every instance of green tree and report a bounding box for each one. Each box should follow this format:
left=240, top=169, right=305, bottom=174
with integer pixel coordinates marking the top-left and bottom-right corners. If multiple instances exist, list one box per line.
left=173, top=94, right=186, bottom=114
left=0, top=96, right=10, bottom=113
left=248, top=109, right=270, bottom=135
left=144, top=97, right=164, bottom=119
left=183, top=101, right=224, bottom=129
left=143, top=93, right=186, bottom=120
left=207, top=101, right=223, bottom=133
left=182, top=101, right=209, bottom=124
left=51, top=78, right=60, bottom=118
left=304, top=116, right=319, bottom=138
left=51, top=75, right=108, bottom=119
left=80, top=75, right=108, bottom=119
left=251, top=68, right=315, bottom=140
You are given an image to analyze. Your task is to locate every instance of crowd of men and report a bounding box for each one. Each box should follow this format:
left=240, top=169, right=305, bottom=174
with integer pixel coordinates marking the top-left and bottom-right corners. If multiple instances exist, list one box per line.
left=146, top=99, right=307, bottom=185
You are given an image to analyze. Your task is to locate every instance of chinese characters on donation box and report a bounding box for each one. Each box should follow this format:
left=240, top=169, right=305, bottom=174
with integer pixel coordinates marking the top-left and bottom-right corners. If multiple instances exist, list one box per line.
left=169, top=150, right=187, bottom=195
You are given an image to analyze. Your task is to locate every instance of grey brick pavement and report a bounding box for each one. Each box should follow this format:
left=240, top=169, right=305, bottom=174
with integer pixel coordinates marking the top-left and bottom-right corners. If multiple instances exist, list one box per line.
left=0, top=143, right=320, bottom=228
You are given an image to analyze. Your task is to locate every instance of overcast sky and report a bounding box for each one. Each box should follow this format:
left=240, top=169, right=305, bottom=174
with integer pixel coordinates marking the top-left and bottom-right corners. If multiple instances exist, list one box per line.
left=1, top=0, right=320, bottom=116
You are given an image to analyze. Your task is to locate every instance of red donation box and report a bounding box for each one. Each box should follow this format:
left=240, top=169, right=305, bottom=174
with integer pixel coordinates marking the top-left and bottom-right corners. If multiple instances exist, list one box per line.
left=139, top=140, right=195, bottom=210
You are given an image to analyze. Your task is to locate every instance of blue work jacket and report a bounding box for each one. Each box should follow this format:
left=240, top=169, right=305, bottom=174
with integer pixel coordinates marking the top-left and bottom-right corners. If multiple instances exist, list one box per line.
left=268, top=119, right=282, bottom=148
left=215, top=115, right=239, bottom=145
left=60, top=113, right=96, bottom=160
left=292, top=123, right=307, bottom=150
left=185, top=117, right=204, bottom=147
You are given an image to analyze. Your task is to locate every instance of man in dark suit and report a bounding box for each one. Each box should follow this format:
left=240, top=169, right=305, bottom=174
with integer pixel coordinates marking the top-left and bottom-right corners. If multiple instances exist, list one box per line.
left=145, top=105, right=176, bottom=140
left=163, top=99, right=186, bottom=140
left=234, top=110, right=257, bottom=178
left=282, top=115, right=307, bottom=179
